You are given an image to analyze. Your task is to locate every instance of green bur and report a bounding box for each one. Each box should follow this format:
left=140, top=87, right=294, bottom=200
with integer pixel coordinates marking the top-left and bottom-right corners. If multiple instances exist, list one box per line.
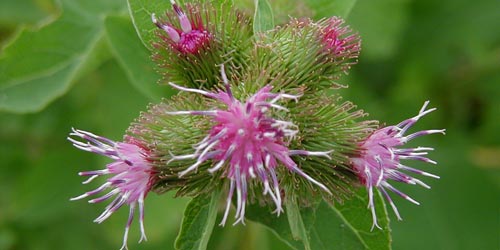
left=151, top=0, right=253, bottom=90
left=247, top=17, right=361, bottom=94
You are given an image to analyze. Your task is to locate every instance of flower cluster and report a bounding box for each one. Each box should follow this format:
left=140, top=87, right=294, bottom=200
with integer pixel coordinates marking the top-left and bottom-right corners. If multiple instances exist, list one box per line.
left=67, top=0, right=443, bottom=248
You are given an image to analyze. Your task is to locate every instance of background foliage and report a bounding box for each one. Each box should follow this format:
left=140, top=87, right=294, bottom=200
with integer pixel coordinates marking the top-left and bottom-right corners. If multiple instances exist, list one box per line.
left=0, top=0, right=498, bottom=249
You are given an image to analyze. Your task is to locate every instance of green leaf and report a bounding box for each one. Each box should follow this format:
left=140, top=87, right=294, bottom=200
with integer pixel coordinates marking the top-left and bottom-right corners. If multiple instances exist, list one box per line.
left=0, top=59, right=158, bottom=250
left=127, top=0, right=171, bottom=50
left=247, top=188, right=392, bottom=250
left=304, top=0, right=357, bottom=19
left=286, top=196, right=311, bottom=250
left=0, top=0, right=55, bottom=26
left=104, top=15, right=174, bottom=101
left=0, top=0, right=124, bottom=113
left=253, top=0, right=274, bottom=33
left=175, top=190, right=222, bottom=250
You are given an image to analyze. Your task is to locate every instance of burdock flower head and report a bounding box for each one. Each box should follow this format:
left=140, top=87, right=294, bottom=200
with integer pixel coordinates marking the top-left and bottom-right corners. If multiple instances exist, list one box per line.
left=250, top=17, right=360, bottom=94
left=166, top=65, right=332, bottom=225
left=68, top=129, right=155, bottom=250
left=152, top=0, right=211, bottom=54
left=320, top=17, right=360, bottom=63
left=351, top=101, right=445, bottom=229
left=151, top=0, right=253, bottom=90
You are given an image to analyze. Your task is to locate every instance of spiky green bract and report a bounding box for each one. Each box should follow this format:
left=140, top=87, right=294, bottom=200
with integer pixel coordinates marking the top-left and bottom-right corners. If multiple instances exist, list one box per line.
left=250, top=17, right=360, bottom=94
left=127, top=93, right=221, bottom=197
left=151, top=1, right=253, bottom=90
left=285, top=93, right=378, bottom=204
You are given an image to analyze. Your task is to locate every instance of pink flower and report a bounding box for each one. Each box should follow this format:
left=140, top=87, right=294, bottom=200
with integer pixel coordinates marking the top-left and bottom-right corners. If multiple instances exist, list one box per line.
left=167, top=65, right=332, bottom=225
left=68, top=129, right=155, bottom=250
left=351, top=101, right=445, bottom=229
left=152, top=0, right=211, bottom=54
left=321, top=17, right=360, bottom=60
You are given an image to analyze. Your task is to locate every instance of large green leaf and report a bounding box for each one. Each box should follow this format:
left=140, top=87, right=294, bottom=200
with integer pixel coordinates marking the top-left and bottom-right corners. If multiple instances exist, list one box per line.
left=305, top=0, right=357, bottom=19
left=0, top=60, right=154, bottom=249
left=253, top=0, right=274, bottom=33
left=104, top=15, right=174, bottom=101
left=247, top=188, right=392, bottom=250
left=0, top=0, right=124, bottom=113
left=175, top=190, right=222, bottom=250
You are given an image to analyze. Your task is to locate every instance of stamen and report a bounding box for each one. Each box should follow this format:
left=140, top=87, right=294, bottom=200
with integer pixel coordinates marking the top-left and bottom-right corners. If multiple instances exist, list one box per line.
left=394, top=147, right=434, bottom=153
left=399, top=155, right=437, bottom=164
left=79, top=169, right=109, bottom=177
left=165, top=110, right=218, bottom=116
left=70, top=182, right=112, bottom=201
left=289, top=150, right=333, bottom=160
left=233, top=175, right=247, bottom=225
left=380, top=186, right=402, bottom=221
left=138, top=195, right=147, bottom=242
left=208, top=160, right=225, bottom=173
left=233, top=167, right=242, bottom=219
left=167, top=152, right=196, bottom=164
left=272, top=120, right=298, bottom=128
left=220, top=180, right=235, bottom=226
left=120, top=203, right=135, bottom=250
left=397, top=102, right=436, bottom=136
left=120, top=227, right=130, bottom=250
left=268, top=168, right=283, bottom=215
left=177, top=8, right=192, bottom=33
left=368, top=185, right=381, bottom=231
left=208, top=144, right=235, bottom=173
left=151, top=13, right=180, bottom=42
left=291, top=165, right=331, bottom=195
left=398, top=164, right=440, bottom=179
left=168, top=82, right=216, bottom=98
left=82, top=174, right=99, bottom=184
left=383, top=182, right=420, bottom=205
left=89, top=188, right=120, bottom=204
left=70, top=128, right=116, bottom=146
left=405, top=129, right=446, bottom=141
left=179, top=161, right=203, bottom=177
left=374, top=155, right=384, bottom=186
left=198, top=128, right=227, bottom=150
left=411, top=177, right=431, bottom=189
left=220, top=64, right=233, bottom=100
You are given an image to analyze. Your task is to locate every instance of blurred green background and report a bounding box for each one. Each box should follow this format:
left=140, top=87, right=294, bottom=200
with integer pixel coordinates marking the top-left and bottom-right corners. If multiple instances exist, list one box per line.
left=0, top=0, right=498, bottom=249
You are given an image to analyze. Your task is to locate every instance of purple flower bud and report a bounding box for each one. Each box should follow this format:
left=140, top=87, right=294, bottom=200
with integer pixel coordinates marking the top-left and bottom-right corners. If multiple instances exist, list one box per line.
left=321, top=17, right=360, bottom=67
left=152, top=1, right=211, bottom=54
